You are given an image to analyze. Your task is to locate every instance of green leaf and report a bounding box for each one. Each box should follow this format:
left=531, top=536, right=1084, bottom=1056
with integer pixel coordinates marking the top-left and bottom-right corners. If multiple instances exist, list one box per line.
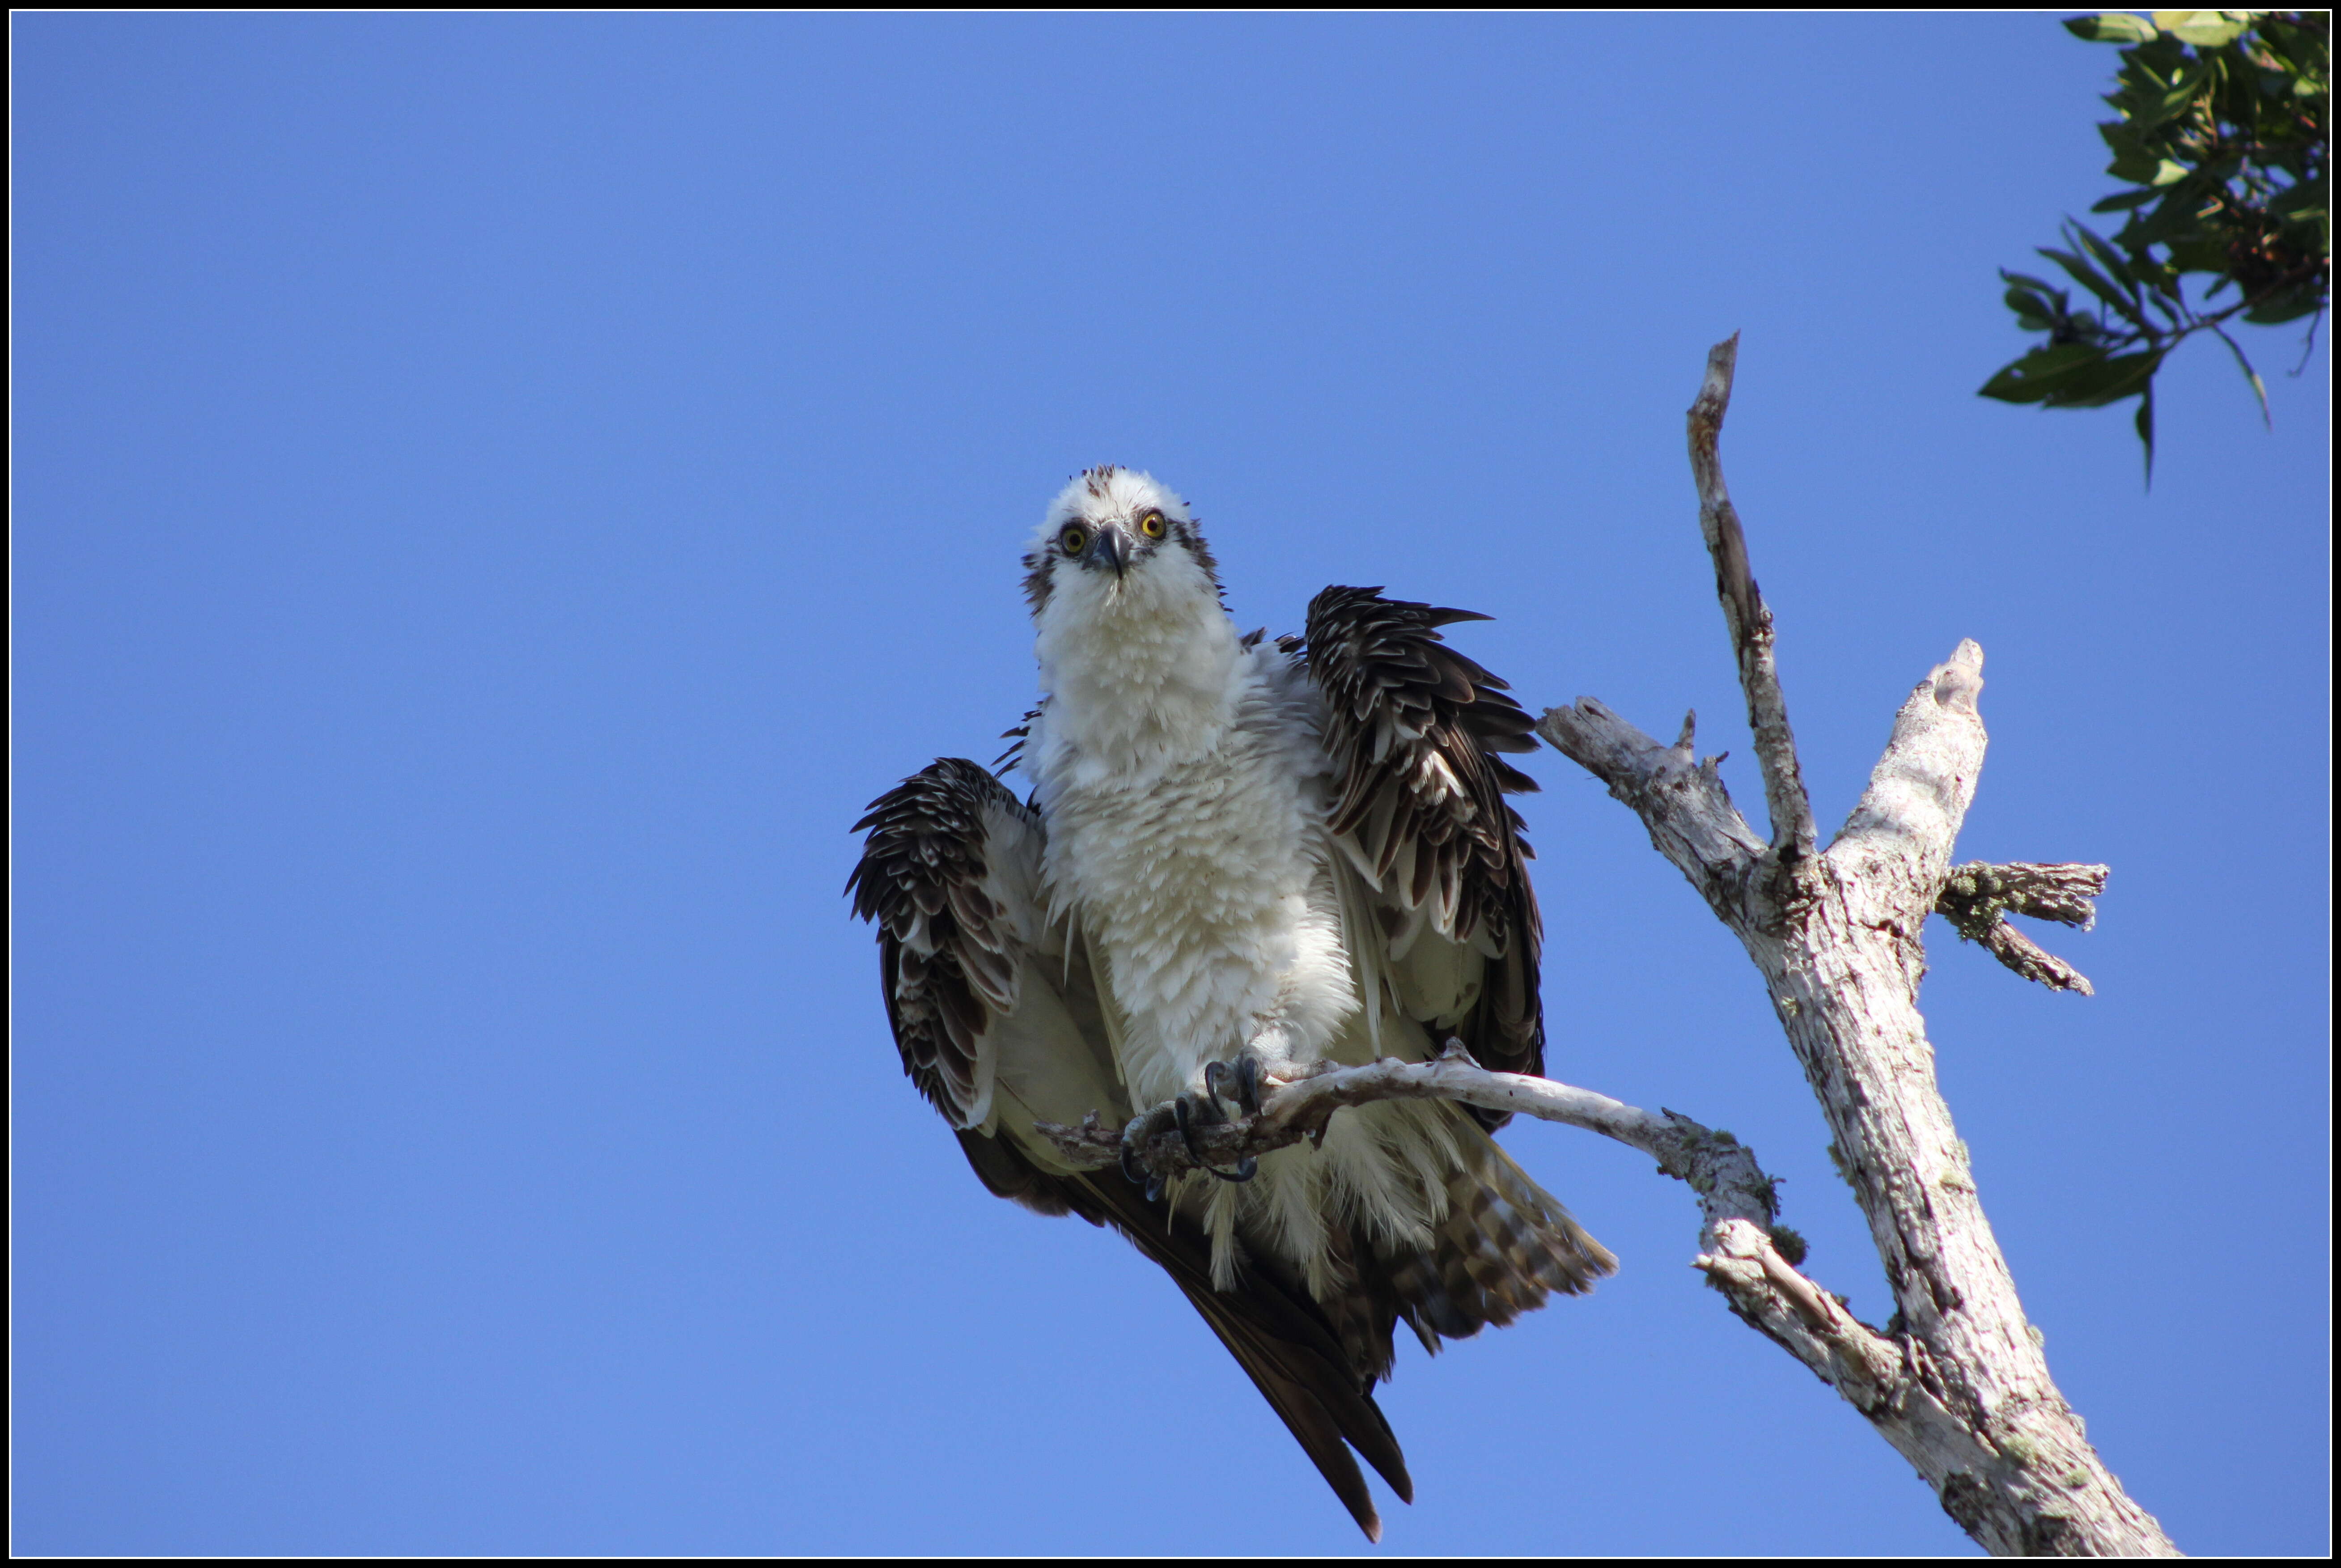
left=2065, top=12, right=2159, bottom=44
left=2091, top=186, right=2163, bottom=212
left=2041, top=348, right=2164, bottom=408
left=2123, top=185, right=2217, bottom=250
left=2243, top=288, right=2327, bottom=324
left=2269, top=180, right=2326, bottom=218
left=2209, top=325, right=2272, bottom=429
left=2041, top=245, right=2149, bottom=323
left=2159, top=12, right=2247, bottom=47
left=2135, top=381, right=2156, bottom=487
left=2133, top=63, right=2213, bottom=129
left=2072, top=220, right=2141, bottom=284
left=2004, top=287, right=2061, bottom=330
left=1979, top=342, right=2117, bottom=404
left=2164, top=234, right=2233, bottom=274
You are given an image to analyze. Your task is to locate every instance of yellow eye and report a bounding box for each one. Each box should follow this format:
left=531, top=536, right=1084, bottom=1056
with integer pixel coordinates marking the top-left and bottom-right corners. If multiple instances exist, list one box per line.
left=1060, top=525, right=1089, bottom=555
left=1139, top=511, right=1166, bottom=539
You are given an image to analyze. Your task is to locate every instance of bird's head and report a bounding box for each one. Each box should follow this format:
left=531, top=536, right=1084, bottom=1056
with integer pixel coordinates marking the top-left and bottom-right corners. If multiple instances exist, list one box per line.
left=1022, top=466, right=1221, bottom=622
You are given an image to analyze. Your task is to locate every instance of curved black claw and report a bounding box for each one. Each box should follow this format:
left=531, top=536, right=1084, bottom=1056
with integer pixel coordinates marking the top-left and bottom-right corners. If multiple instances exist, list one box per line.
left=1234, top=1055, right=1264, bottom=1117
left=1203, top=1056, right=1264, bottom=1118
left=1202, top=1059, right=1234, bottom=1110
left=1204, top=1156, right=1258, bottom=1184
left=1173, top=1092, right=1227, bottom=1158
left=1175, top=1089, right=1255, bottom=1182
left=1119, top=1140, right=1148, bottom=1188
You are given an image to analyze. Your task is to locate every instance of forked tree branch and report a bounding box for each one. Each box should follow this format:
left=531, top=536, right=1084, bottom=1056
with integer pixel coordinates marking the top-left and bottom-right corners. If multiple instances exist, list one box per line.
left=1936, top=861, right=2111, bottom=994
left=1542, top=342, right=2175, bottom=1555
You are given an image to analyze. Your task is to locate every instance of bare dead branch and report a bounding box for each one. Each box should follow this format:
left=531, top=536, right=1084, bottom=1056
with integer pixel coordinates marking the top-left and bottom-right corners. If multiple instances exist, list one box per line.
left=1536, top=699, right=1764, bottom=919
left=1940, top=862, right=2109, bottom=930
left=1936, top=863, right=2111, bottom=994
left=1527, top=340, right=2172, bottom=1555
left=1963, top=920, right=2096, bottom=994
left=1689, top=334, right=1816, bottom=860
left=1831, top=639, right=1988, bottom=881
left=1033, top=1042, right=1784, bottom=1239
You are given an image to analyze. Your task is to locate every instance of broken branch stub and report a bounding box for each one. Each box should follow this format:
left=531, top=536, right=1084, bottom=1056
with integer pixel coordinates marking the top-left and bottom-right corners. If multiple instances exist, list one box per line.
left=1936, top=862, right=2111, bottom=994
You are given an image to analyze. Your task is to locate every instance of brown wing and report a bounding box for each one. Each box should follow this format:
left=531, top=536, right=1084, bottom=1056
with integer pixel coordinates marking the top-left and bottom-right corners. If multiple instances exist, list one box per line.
left=850, top=757, right=1412, bottom=1539
left=846, top=758, right=1030, bottom=1127
left=1302, top=587, right=1545, bottom=1116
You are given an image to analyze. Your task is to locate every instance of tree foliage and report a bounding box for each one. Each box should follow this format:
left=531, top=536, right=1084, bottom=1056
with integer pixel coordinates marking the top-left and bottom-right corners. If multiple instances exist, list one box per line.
left=1982, top=10, right=2328, bottom=477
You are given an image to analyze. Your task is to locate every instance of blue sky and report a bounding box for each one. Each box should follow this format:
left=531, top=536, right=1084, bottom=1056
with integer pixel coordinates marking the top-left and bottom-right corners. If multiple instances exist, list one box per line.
left=13, top=13, right=2328, bottom=1555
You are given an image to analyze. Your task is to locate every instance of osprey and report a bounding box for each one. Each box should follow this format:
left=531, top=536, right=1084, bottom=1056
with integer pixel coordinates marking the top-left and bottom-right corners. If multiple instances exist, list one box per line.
left=848, top=467, right=1613, bottom=1541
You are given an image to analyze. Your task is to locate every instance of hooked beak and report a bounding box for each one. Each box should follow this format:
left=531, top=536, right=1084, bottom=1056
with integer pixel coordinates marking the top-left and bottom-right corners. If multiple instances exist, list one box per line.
left=1089, top=525, right=1128, bottom=580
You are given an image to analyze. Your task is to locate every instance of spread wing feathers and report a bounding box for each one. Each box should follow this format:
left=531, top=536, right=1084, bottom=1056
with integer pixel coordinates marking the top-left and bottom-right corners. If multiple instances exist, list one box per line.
left=961, top=1135, right=1413, bottom=1543
left=1302, top=586, right=1548, bottom=1100
left=846, top=758, right=1033, bottom=1129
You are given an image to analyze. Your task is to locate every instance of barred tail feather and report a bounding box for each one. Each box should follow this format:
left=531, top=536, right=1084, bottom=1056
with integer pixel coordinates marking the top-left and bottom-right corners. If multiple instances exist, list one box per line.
left=1386, top=1119, right=1616, bottom=1352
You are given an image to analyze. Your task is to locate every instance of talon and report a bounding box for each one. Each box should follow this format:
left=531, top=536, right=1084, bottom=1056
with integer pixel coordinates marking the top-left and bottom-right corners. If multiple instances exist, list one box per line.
left=1204, top=1060, right=1232, bottom=1106
left=1144, top=1173, right=1166, bottom=1204
left=1120, top=1140, right=1148, bottom=1187
left=1206, top=1056, right=1264, bottom=1117
left=1175, top=1090, right=1226, bottom=1153
left=1205, top=1156, right=1258, bottom=1184
left=1175, top=1095, right=1200, bottom=1162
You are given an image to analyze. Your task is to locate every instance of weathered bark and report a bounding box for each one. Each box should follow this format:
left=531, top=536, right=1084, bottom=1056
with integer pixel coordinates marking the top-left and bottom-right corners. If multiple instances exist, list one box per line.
left=1540, top=338, right=2176, bottom=1555
left=1937, top=861, right=2111, bottom=995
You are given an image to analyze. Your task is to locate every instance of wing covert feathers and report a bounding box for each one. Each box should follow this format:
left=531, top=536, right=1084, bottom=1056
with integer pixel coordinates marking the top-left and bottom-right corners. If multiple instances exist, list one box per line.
left=1302, top=587, right=1548, bottom=1105
left=847, top=758, right=1031, bottom=1128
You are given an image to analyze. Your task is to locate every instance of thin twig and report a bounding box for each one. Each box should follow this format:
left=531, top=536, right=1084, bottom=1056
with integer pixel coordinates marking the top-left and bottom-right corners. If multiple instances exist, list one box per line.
left=1688, top=334, right=1815, bottom=860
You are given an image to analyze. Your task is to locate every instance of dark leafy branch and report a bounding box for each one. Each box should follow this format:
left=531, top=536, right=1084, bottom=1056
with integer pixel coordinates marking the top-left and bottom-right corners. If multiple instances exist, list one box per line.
left=1982, top=10, right=2328, bottom=479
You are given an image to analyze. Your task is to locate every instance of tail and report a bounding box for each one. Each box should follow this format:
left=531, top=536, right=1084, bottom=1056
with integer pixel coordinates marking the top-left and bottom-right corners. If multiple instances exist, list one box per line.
left=1174, top=1268, right=1412, bottom=1543
left=1063, top=1169, right=1412, bottom=1542
left=1384, top=1106, right=1616, bottom=1355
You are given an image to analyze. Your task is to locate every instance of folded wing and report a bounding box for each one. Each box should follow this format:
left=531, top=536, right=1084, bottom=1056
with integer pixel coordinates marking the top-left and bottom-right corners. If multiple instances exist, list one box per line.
left=849, top=757, right=1415, bottom=1539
